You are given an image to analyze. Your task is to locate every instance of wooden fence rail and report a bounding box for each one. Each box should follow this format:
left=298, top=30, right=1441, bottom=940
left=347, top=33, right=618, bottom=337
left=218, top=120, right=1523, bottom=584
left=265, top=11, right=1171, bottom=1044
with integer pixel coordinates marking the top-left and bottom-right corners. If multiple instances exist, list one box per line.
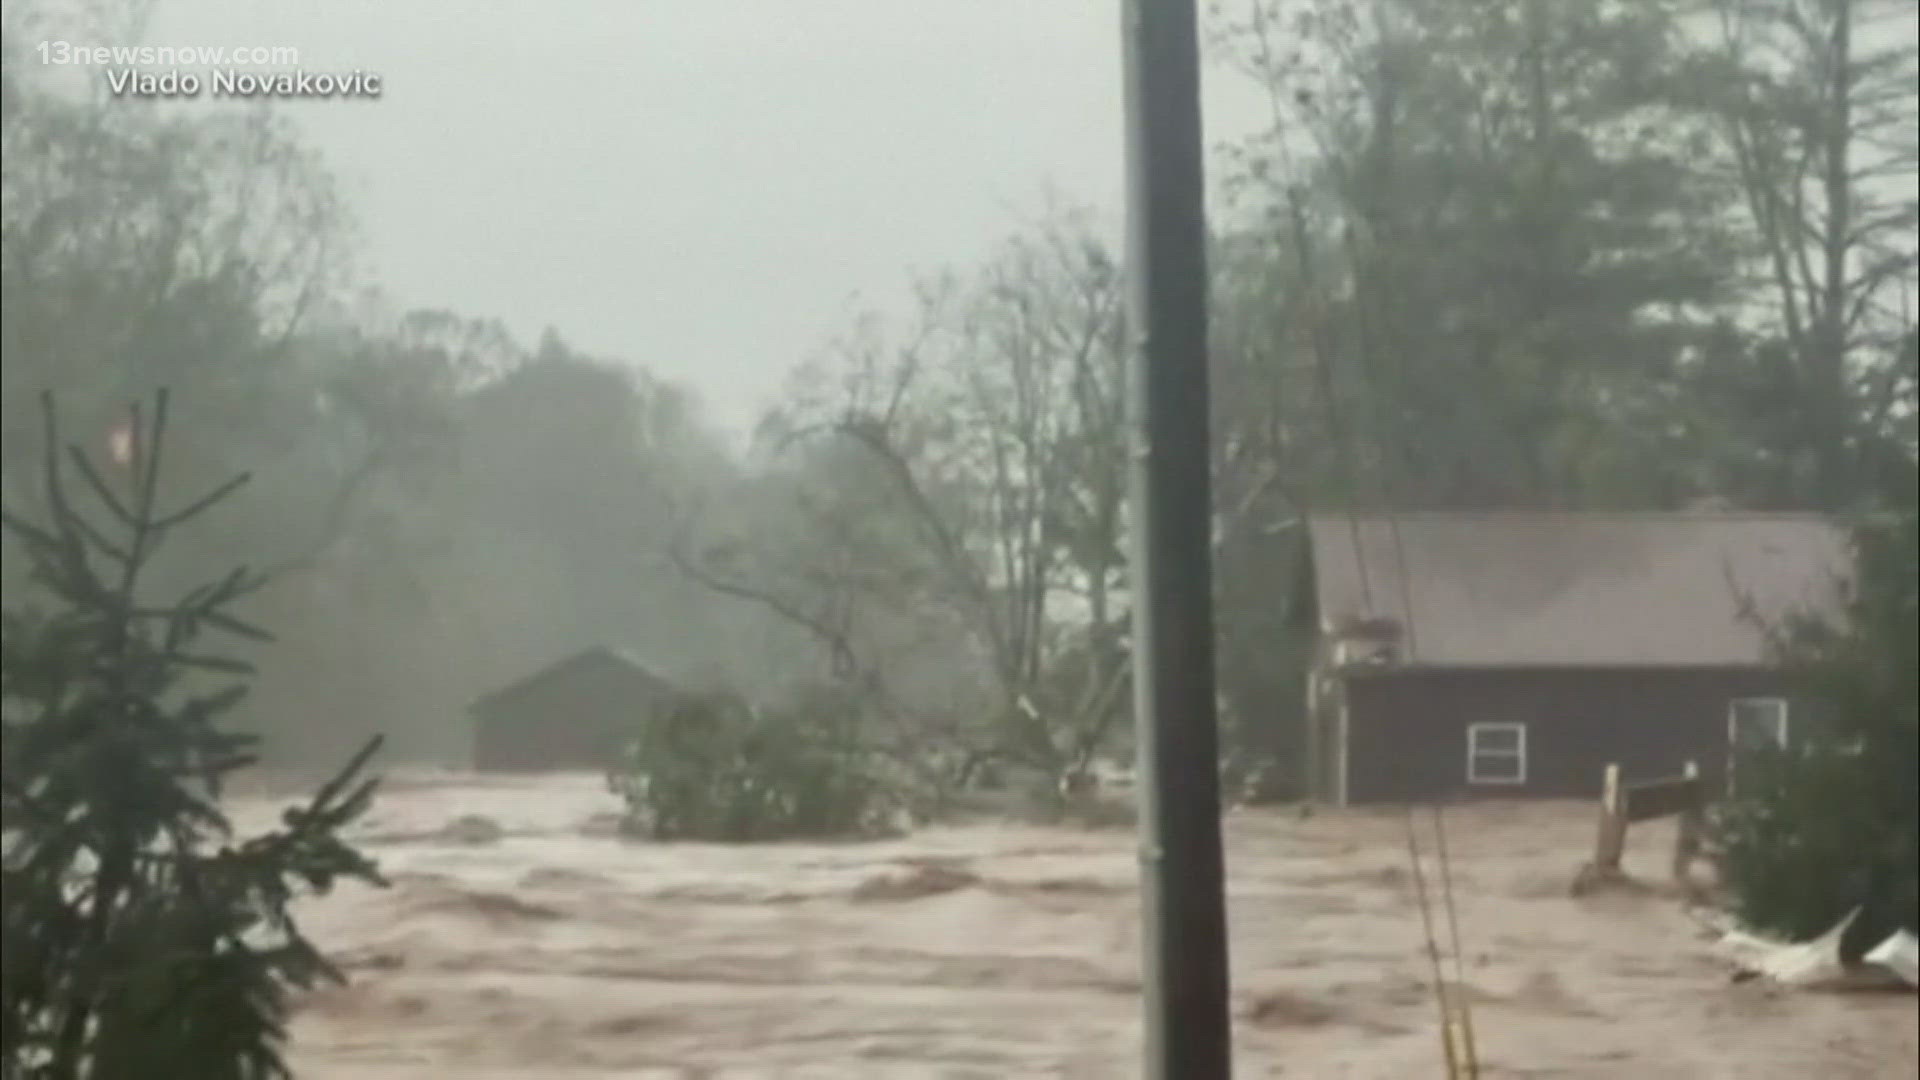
left=1575, top=760, right=1707, bottom=895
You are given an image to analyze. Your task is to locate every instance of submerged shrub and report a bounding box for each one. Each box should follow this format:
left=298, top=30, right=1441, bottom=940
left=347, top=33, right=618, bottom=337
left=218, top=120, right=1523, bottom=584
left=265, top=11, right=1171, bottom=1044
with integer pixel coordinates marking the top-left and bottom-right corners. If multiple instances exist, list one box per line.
left=1712, top=512, right=1918, bottom=957
left=610, top=687, right=909, bottom=841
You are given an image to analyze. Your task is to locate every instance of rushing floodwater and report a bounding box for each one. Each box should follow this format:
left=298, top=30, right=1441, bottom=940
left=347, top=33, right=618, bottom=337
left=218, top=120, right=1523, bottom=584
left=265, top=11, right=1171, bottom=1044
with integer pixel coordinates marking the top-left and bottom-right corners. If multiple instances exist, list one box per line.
left=223, top=772, right=1917, bottom=1078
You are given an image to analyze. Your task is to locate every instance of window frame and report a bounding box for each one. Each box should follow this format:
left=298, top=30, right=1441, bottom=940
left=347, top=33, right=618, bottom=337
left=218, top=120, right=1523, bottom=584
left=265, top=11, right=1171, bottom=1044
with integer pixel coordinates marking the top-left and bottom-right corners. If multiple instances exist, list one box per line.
left=1466, top=721, right=1528, bottom=786
left=1727, top=697, right=1790, bottom=751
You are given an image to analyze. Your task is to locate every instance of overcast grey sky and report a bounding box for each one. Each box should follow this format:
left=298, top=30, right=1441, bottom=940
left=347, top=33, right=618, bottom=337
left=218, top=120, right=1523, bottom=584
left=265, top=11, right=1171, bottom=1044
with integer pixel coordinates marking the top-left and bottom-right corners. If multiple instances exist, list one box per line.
left=142, top=1, right=1269, bottom=440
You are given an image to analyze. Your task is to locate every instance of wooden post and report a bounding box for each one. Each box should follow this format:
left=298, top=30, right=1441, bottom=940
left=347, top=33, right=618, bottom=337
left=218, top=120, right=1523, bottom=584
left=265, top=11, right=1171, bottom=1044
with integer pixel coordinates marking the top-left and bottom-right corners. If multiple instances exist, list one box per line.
left=1593, top=763, right=1625, bottom=872
left=1578, top=760, right=1710, bottom=896
left=1671, top=759, right=1704, bottom=882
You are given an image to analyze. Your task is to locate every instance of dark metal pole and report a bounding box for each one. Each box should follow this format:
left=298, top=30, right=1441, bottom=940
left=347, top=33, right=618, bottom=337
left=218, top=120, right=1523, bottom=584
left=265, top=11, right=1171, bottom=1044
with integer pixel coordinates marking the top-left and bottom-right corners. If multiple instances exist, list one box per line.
left=1120, top=1, right=1233, bottom=1077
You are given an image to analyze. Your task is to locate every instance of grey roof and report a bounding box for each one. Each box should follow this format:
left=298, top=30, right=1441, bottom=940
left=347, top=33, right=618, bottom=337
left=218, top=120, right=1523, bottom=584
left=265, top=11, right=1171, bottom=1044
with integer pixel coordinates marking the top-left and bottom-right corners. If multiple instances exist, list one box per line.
left=468, top=646, right=672, bottom=718
left=1306, top=512, right=1850, bottom=668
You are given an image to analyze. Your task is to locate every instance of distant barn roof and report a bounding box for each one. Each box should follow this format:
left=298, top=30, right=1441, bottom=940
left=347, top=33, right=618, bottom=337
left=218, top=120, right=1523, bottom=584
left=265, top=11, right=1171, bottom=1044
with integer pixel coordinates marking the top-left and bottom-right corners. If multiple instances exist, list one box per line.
left=1305, top=512, right=1850, bottom=668
left=468, top=646, right=672, bottom=719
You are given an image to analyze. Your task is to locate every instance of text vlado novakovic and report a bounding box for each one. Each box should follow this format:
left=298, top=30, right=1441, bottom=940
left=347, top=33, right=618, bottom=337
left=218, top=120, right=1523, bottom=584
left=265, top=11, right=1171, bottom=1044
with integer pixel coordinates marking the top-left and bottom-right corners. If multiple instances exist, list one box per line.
left=106, top=68, right=384, bottom=99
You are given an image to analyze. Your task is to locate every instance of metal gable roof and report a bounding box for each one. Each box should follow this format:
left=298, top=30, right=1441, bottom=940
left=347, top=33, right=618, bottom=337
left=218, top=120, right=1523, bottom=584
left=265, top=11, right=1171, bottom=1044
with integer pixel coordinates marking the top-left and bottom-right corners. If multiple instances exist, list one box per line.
left=1306, top=512, right=1851, bottom=668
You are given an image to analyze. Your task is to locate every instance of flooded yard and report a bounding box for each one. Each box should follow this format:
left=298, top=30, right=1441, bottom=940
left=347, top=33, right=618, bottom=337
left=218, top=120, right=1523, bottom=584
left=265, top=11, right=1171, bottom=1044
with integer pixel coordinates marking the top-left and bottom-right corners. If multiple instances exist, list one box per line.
left=238, top=773, right=1916, bottom=1078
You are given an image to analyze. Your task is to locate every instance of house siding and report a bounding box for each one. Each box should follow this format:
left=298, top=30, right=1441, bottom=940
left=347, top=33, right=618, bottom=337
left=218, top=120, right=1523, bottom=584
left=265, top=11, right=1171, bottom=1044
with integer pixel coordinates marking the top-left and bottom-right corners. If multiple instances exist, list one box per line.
left=1341, top=667, right=1801, bottom=805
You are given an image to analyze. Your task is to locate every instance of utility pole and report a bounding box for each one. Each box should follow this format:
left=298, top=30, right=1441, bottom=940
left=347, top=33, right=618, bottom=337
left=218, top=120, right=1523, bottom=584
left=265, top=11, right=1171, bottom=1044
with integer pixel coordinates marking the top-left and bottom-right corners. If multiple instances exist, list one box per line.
left=1120, top=1, right=1233, bottom=1078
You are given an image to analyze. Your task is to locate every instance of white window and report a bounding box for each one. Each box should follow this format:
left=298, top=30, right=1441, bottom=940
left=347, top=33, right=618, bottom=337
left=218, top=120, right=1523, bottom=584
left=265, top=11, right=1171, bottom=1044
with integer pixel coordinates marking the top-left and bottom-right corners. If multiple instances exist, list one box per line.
left=1467, top=722, right=1527, bottom=785
left=1728, top=698, right=1789, bottom=751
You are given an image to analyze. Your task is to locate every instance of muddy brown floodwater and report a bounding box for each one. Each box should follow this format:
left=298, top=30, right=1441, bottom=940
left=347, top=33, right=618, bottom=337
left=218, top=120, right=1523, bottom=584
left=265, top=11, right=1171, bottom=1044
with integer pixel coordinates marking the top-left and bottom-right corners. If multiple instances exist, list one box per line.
left=230, top=772, right=1916, bottom=1078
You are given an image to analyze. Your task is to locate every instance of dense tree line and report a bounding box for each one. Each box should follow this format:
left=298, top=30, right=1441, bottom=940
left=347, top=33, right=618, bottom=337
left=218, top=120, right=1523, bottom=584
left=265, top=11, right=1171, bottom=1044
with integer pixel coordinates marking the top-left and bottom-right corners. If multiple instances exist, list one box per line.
left=1205, top=0, right=1916, bottom=789
left=1, top=14, right=820, bottom=770
left=703, top=0, right=1918, bottom=793
left=4, top=0, right=1915, bottom=790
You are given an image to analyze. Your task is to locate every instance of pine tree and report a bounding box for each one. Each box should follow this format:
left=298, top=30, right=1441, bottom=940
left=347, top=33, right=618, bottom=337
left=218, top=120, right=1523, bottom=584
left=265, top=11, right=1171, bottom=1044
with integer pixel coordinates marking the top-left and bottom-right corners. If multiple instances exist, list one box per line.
left=1, top=391, right=386, bottom=1079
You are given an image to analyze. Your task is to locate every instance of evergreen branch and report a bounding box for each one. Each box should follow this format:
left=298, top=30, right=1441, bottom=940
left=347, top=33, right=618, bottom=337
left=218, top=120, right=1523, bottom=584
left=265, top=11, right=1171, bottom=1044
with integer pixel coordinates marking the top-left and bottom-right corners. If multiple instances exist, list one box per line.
left=169, top=655, right=257, bottom=677
left=63, top=447, right=135, bottom=529
left=2, top=391, right=389, bottom=1077
left=151, top=473, right=253, bottom=533
left=197, top=612, right=274, bottom=645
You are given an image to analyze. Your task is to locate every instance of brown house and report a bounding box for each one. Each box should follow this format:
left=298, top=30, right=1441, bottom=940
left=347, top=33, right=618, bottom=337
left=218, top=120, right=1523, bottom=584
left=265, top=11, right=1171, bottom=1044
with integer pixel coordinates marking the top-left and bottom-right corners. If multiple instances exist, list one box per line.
left=1298, top=512, right=1849, bottom=805
left=469, top=647, right=678, bottom=772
